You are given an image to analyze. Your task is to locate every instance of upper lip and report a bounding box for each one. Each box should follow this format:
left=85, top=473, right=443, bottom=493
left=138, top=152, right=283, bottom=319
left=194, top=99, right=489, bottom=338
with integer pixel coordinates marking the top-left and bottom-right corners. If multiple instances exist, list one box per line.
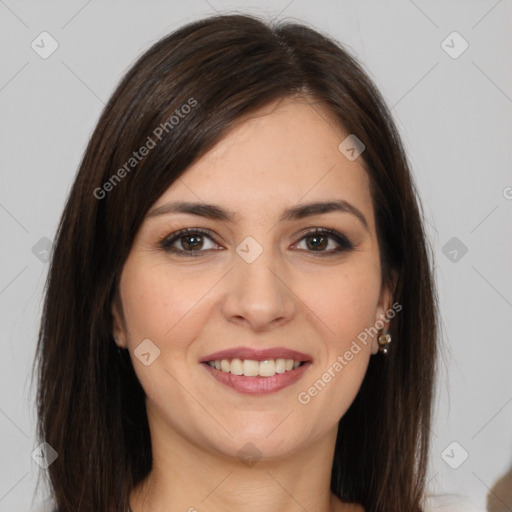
left=200, top=346, right=313, bottom=363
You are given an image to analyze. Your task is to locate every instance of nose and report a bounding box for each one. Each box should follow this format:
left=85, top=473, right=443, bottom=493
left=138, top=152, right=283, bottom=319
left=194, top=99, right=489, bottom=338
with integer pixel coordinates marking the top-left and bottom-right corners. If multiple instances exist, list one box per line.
left=221, top=242, right=295, bottom=332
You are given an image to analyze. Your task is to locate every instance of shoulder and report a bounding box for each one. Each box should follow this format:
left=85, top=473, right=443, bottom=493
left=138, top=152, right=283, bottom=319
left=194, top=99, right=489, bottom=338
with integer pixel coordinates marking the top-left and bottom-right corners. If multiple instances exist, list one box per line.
left=423, top=493, right=481, bottom=511
left=336, top=494, right=480, bottom=512
left=24, top=497, right=58, bottom=512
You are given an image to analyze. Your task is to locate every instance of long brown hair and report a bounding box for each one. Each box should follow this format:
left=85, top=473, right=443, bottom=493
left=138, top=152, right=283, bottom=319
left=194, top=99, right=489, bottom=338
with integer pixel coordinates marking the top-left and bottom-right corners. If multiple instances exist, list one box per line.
left=31, top=13, right=438, bottom=512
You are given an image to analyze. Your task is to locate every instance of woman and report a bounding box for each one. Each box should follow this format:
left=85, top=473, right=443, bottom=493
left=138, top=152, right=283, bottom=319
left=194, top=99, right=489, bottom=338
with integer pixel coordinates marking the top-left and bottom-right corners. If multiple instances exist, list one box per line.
left=32, top=13, right=438, bottom=512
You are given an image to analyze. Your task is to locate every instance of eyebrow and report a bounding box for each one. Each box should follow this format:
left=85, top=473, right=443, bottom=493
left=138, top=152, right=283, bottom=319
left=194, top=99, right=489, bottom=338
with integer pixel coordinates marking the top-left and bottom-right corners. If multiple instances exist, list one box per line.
left=147, top=199, right=368, bottom=230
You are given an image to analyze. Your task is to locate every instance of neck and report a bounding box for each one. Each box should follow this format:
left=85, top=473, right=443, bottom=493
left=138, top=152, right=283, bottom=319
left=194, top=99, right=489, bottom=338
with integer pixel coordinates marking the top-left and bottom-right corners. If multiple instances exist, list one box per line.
left=129, top=405, right=352, bottom=512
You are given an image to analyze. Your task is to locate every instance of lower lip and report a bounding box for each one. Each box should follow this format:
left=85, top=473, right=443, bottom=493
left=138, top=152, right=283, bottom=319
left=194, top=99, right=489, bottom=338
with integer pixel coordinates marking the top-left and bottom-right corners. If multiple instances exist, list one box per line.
left=201, top=362, right=312, bottom=395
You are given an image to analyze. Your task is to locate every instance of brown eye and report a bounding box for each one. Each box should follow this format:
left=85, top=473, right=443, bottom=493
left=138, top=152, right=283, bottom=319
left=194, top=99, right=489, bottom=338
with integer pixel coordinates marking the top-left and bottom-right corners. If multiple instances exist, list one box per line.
left=295, top=229, right=354, bottom=255
left=159, top=227, right=354, bottom=258
left=179, top=234, right=204, bottom=251
left=160, top=228, right=220, bottom=256
left=304, top=233, right=329, bottom=251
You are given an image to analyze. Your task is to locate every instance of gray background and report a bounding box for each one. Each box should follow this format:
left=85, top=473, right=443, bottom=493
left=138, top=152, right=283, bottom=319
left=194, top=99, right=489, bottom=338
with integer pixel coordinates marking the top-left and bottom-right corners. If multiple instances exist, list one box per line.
left=1, top=1, right=511, bottom=511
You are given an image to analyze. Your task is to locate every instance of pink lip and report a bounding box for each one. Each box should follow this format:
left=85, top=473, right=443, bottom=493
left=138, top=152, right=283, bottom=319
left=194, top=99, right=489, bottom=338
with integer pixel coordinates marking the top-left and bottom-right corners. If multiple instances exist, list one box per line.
left=201, top=361, right=312, bottom=395
left=199, top=346, right=313, bottom=363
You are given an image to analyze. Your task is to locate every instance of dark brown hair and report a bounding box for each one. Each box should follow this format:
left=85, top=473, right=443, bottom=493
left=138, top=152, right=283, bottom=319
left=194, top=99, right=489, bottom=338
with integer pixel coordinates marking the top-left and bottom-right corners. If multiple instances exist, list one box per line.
left=32, top=13, right=438, bottom=512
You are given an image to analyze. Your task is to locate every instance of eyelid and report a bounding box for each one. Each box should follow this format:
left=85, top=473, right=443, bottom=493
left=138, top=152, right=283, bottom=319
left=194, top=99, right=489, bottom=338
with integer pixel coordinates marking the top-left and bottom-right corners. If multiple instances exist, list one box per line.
left=159, top=226, right=355, bottom=256
left=291, top=227, right=355, bottom=254
left=159, top=228, right=220, bottom=255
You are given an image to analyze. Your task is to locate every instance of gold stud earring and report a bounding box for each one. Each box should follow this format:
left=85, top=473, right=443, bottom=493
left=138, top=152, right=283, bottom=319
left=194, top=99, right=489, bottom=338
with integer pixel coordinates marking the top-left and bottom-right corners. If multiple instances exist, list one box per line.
left=377, top=332, right=392, bottom=354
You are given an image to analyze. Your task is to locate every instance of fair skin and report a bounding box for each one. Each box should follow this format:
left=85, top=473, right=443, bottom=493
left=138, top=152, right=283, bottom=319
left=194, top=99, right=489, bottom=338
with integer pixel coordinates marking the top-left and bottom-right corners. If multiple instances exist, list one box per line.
left=112, top=96, right=396, bottom=512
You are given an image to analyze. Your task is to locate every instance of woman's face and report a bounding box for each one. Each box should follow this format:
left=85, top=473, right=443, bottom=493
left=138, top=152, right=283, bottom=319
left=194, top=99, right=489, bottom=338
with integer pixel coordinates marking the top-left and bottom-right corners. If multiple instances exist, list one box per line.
left=113, top=96, right=394, bottom=461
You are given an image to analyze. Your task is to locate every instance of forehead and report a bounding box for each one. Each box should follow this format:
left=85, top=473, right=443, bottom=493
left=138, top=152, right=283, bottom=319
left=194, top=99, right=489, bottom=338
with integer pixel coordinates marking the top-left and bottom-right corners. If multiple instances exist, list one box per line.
left=151, top=97, right=374, bottom=228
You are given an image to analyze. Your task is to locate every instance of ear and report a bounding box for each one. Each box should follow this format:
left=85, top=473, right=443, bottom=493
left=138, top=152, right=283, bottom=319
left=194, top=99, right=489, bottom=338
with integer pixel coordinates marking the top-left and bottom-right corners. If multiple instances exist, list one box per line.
left=371, top=270, right=398, bottom=355
left=111, top=291, right=127, bottom=349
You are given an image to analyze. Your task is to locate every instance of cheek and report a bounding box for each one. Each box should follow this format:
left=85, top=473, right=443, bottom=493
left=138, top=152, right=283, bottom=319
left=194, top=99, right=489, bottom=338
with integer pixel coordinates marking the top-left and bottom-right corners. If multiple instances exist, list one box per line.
left=295, top=260, right=382, bottom=347
left=119, top=259, right=205, bottom=349
left=289, top=260, right=381, bottom=413
left=118, top=260, right=209, bottom=412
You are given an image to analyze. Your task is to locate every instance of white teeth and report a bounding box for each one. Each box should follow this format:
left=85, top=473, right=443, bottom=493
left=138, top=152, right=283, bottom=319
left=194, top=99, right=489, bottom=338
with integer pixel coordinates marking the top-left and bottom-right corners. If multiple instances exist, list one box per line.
left=259, top=359, right=276, bottom=377
left=206, top=358, right=304, bottom=377
left=242, top=359, right=260, bottom=377
left=230, top=358, right=243, bottom=375
left=275, top=358, right=286, bottom=374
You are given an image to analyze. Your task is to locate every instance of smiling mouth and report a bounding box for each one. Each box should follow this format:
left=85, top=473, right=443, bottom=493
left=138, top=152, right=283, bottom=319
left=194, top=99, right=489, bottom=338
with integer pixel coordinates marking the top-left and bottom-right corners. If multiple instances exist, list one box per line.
left=199, top=346, right=313, bottom=394
left=204, top=358, right=306, bottom=378
left=201, top=358, right=312, bottom=395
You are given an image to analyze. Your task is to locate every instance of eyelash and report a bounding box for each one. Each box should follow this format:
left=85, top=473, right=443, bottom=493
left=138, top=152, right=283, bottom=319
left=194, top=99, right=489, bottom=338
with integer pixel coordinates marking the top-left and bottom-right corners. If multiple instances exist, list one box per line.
left=158, top=227, right=355, bottom=257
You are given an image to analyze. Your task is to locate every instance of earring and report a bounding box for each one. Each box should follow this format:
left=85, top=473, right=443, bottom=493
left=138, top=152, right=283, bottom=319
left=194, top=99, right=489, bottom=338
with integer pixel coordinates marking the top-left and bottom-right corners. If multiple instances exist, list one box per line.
left=113, top=335, right=124, bottom=352
left=377, top=332, right=392, bottom=354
